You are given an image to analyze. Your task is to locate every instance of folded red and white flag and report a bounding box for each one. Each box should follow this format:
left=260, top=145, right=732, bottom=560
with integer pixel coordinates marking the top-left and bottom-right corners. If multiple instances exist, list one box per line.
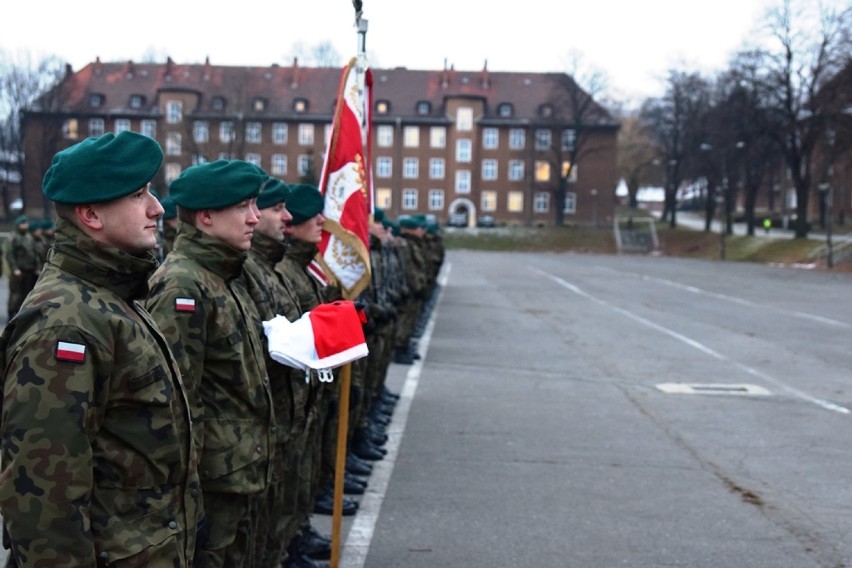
left=263, top=300, right=369, bottom=377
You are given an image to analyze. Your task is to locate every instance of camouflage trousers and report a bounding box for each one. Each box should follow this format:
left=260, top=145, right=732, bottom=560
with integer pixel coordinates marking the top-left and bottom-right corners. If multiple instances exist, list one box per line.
left=196, top=491, right=264, bottom=568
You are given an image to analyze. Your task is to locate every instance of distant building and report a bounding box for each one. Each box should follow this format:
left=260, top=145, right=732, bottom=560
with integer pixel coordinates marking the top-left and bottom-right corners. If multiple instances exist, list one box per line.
left=21, top=58, right=620, bottom=226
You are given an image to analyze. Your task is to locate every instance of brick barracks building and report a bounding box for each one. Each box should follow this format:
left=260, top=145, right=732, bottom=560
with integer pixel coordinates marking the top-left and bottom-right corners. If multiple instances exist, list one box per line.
left=21, top=57, right=619, bottom=227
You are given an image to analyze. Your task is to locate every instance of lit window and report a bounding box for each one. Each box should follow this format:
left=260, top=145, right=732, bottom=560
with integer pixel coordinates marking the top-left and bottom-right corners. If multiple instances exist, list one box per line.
left=483, top=128, right=498, bottom=150
left=455, top=170, right=471, bottom=194
left=377, top=125, right=393, bottom=147
left=294, top=99, right=308, bottom=113
left=456, top=107, right=473, bottom=131
left=194, top=121, right=209, bottom=143
left=403, top=126, right=420, bottom=148
left=166, top=132, right=181, bottom=156
left=376, top=157, right=392, bottom=178
left=402, top=189, right=418, bottom=210
left=535, top=129, right=551, bottom=150
left=508, top=160, right=524, bottom=181
left=89, top=118, right=105, bottom=137
left=535, top=160, right=551, bottom=182
left=246, top=122, right=262, bottom=144
left=253, top=98, right=267, bottom=112
left=271, top=154, right=287, bottom=175
left=562, top=161, right=578, bottom=182
left=508, top=191, right=524, bottom=212
left=141, top=120, right=156, bottom=138
left=403, top=158, right=419, bottom=179
left=114, top=119, right=131, bottom=134
left=376, top=188, right=392, bottom=208
left=430, top=126, right=446, bottom=149
left=429, top=158, right=445, bottom=179
left=509, top=129, right=525, bottom=150
left=564, top=192, right=577, bottom=214
left=482, top=159, right=498, bottom=181
left=456, top=139, right=472, bottom=162
left=273, top=123, right=288, bottom=144
left=298, top=124, right=314, bottom=145
left=481, top=191, right=497, bottom=212
left=376, top=100, right=390, bottom=114
left=534, top=192, right=550, bottom=213
left=428, top=189, right=444, bottom=210
left=220, top=121, right=234, bottom=143
left=166, top=101, right=183, bottom=124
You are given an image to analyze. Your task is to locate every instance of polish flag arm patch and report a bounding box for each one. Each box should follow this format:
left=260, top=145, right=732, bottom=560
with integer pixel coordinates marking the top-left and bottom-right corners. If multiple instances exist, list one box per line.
left=175, top=297, right=197, bottom=313
left=56, top=341, right=86, bottom=363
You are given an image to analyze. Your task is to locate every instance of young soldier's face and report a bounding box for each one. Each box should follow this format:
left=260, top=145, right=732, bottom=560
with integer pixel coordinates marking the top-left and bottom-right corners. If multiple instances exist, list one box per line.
left=205, top=199, right=260, bottom=251
left=285, top=213, right=325, bottom=244
left=255, top=202, right=292, bottom=242
left=93, top=186, right=164, bottom=254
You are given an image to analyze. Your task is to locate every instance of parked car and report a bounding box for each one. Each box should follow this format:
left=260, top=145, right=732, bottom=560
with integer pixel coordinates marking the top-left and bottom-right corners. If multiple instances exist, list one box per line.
left=477, top=215, right=496, bottom=228
left=448, top=213, right=468, bottom=227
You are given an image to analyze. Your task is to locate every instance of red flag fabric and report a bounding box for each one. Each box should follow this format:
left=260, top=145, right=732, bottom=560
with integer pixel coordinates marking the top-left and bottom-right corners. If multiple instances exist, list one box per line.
left=317, top=57, right=373, bottom=299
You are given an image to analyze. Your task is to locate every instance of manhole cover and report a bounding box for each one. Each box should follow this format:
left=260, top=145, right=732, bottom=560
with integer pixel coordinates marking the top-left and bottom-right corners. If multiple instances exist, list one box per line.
left=656, top=383, right=771, bottom=396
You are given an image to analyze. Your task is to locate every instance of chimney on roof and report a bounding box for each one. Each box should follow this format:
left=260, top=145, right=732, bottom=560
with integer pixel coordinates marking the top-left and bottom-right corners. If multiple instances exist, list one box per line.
left=203, top=56, right=211, bottom=80
left=441, top=58, right=450, bottom=89
left=165, top=56, right=174, bottom=76
left=481, top=59, right=490, bottom=89
left=94, top=57, right=102, bottom=75
left=125, top=60, right=135, bottom=78
left=291, top=57, right=300, bottom=88
left=65, top=64, right=73, bottom=78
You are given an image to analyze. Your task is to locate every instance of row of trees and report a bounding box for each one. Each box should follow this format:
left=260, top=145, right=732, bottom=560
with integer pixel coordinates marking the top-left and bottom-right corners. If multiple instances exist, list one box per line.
left=617, top=0, right=852, bottom=238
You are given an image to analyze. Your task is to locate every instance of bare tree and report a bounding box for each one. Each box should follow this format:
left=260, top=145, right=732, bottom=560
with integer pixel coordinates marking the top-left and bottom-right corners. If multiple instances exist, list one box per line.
left=617, top=113, right=664, bottom=209
left=285, top=41, right=343, bottom=68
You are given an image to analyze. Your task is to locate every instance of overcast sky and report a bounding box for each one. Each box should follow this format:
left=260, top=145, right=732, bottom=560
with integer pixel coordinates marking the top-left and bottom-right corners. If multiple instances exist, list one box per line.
left=2, top=0, right=844, bottom=107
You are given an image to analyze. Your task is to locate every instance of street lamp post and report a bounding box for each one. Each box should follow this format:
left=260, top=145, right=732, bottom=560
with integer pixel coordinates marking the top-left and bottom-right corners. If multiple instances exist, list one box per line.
left=590, top=188, right=598, bottom=227
left=819, top=182, right=833, bottom=268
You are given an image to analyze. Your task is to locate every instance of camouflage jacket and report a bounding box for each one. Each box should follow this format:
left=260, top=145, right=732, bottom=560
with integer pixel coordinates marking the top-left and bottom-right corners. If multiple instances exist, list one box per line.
left=243, top=232, right=311, bottom=441
left=399, top=234, right=428, bottom=297
left=0, top=219, right=201, bottom=567
left=145, top=224, right=275, bottom=495
left=9, top=230, right=38, bottom=272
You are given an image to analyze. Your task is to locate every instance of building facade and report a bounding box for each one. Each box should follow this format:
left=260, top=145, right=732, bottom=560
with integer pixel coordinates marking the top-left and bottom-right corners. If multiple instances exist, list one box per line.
left=21, top=58, right=620, bottom=227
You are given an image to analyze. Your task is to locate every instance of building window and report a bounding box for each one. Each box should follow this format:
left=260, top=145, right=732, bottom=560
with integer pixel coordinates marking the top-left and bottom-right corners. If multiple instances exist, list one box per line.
left=481, top=191, right=497, bottom=212
left=456, top=107, right=473, bottom=131
left=129, top=94, right=145, bottom=109
left=428, top=189, right=444, bottom=210
left=114, top=119, right=131, bottom=134
left=562, top=129, right=577, bottom=151
left=508, top=160, right=524, bottom=181
left=535, top=160, right=551, bottom=182
left=166, top=132, right=181, bottom=156
left=253, top=98, right=267, bottom=112
left=377, top=125, right=393, bottom=147
left=165, top=163, right=181, bottom=184
left=562, top=161, right=578, bottom=182
left=211, top=97, right=226, bottom=111
left=245, top=153, right=261, bottom=167
left=403, top=158, right=419, bottom=179
left=194, top=121, right=209, bottom=143
left=429, top=158, right=445, bottom=179
left=141, top=120, right=156, bottom=138
left=535, top=129, right=551, bottom=150
left=430, top=126, right=446, bottom=149
left=456, top=139, right=472, bottom=162
left=166, top=101, right=183, bottom=124
left=416, top=101, right=431, bottom=115
left=482, top=159, right=498, bottom=181
left=273, top=123, right=288, bottom=144
left=271, top=154, right=287, bottom=175
left=218, top=152, right=234, bottom=160
left=509, top=129, right=525, bottom=150
left=534, top=192, right=550, bottom=212
left=497, top=103, right=513, bottom=118
left=324, top=124, right=332, bottom=145
left=192, top=154, right=208, bottom=166
left=376, top=188, right=392, bottom=208
left=220, top=121, right=234, bottom=143
left=89, top=94, right=105, bottom=108
left=89, top=118, right=105, bottom=137
left=298, top=123, right=314, bottom=145
left=376, top=157, right=392, bottom=178
left=455, top=170, right=471, bottom=194
left=403, top=126, right=420, bottom=148
left=246, top=122, right=262, bottom=144
left=294, top=98, right=308, bottom=112
left=539, top=104, right=554, bottom=118
left=298, top=154, right=311, bottom=176
left=564, top=192, right=577, bottom=214
left=483, top=128, right=498, bottom=150
left=402, top=189, right=418, bottom=210
left=376, top=100, right=390, bottom=114
left=508, top=191, right=524, bottom=213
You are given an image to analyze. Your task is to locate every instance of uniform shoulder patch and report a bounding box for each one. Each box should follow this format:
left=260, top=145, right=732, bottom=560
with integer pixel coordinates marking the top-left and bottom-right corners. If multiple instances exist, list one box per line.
left=55, top=341, right=86, bottom=363
left=175, top=297, right=197, bottom=313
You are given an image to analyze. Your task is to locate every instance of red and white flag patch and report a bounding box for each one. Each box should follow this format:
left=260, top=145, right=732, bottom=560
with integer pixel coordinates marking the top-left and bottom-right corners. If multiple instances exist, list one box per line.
left=56, top=341, right=86, bottom=363
left=175, top=297, right=196, bottom=313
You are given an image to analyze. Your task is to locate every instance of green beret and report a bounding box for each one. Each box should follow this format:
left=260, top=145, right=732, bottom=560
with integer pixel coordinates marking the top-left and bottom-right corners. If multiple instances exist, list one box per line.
left=42, top=219, right=54, bottom=231
left=160, top=196, right=177, bottom=220
left=169, top=160, right=265, bottom=210
left=287, top=184, right=324, bottom=225
left=42, top=131, right=163, bottom=205
left=373, top=208, right=385, bottom=223
left=15, top=215, right=28, bottom=226
left=399, top=216, right=420, bottom=229
left=256, top=177, right=291, bottom=210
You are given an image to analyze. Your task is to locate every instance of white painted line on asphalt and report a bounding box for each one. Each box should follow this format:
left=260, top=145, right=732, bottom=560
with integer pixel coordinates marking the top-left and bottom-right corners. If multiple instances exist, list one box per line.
left=531, top=267, right=851, bottom=415
left=341, top=262, right=452, bottom=568
left=656, top=382, right=771, bottom=396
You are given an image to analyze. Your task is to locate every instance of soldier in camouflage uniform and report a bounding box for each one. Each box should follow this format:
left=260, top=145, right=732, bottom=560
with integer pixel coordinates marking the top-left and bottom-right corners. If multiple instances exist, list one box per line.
left=144, top=160, right=275, bottom=568
left=392, top=216, right=430, bottom=364
left=6, top=215, right=39, bottom=320
left=0, top=131, right=201, bottom=567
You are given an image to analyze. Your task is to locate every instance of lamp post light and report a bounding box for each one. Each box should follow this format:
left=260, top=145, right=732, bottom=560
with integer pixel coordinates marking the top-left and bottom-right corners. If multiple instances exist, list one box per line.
left=590, top=188, right=598, bottom=227
left=819, top=181, right=833, bottom=268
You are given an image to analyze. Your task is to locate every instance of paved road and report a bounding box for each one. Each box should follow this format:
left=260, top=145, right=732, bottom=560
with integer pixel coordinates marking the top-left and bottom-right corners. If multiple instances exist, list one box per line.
left=340, top=250, right=852, bottom=568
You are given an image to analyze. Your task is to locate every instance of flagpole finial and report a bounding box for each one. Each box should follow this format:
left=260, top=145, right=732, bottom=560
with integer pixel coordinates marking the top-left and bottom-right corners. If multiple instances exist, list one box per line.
left=352, top=0, right=363, bottom=24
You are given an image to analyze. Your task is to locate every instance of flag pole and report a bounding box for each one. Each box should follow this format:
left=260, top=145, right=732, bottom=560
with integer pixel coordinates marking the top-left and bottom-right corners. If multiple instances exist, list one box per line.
left=331, top=9, right=369, bottom=568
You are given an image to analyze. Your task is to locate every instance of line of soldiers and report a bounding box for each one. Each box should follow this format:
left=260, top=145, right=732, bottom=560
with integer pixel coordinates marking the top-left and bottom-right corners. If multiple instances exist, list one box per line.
left=0, top=130, right=443, bottom=568
left=2, top=215, right=54, bottom=321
